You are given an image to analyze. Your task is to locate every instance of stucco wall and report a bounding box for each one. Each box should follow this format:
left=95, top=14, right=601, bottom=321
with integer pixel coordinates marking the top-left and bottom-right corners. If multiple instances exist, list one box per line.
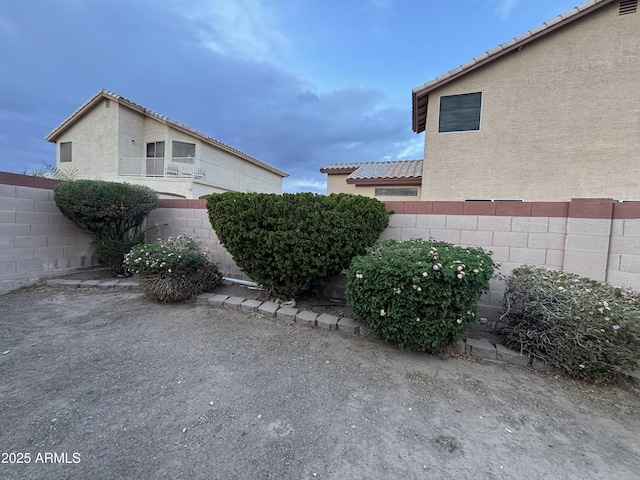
left=53, top=100, right=283, bottom=197
left=55, top=97, right=118, bottom=179
left=0, top=173, right=96, bottom=294
left=422, top=2, right=640, bottom=201
left=326, top=174, right=422, bottom=201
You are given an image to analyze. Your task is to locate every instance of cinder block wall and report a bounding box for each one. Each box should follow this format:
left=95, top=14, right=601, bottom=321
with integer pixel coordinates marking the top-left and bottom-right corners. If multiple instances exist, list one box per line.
left=146, top=199, right=248, bottom=281
left=3, top=172, right=640, bottom=318
left=148, top=197, right=640, bottom=321
left=0, top=172, right=96, bottom=294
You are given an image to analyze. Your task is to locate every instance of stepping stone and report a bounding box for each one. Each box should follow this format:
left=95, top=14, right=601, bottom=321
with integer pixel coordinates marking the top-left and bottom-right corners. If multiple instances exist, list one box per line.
left=316, top=313, right=338, bottom=330
left=241, top=299, right=262, bottom=313
left=208, top=294, right=229, bottom=307
left=336, top=317, right=360, bottom=334
left=258, top=301, right=279, bottom=318
left=276, top=306, right=298, bottom=321
left=296, top=310, right=317, bottom=326
left=223, top=296, right=245, bottom=310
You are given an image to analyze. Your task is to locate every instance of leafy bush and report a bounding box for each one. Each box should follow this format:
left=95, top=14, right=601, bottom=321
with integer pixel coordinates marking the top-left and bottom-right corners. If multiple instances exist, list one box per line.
left=500, top=266, right=640, bottom=381
left=124, top=235, right=222, bottom=303
left=207, top=192, right=390, bottom=297
left=54, top=180, right=158, bottom=274
left=346, top=239, right=497, bottom=351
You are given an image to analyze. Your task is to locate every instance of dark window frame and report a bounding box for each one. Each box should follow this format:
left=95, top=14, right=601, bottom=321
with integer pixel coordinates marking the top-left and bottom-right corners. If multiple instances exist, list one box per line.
left=438, top=92, right=482, bottom=133
left=172, top=141, right=196, bottom=158
left=60, top=142, right=72, bottom=162
left=146, top=141, right=165, bottom=158
left=374, top=187, right=419, bottom=197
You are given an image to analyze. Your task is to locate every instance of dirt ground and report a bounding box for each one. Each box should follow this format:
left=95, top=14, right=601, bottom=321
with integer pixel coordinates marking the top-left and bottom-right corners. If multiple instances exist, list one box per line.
left=1, top=286, right=640, bottom=480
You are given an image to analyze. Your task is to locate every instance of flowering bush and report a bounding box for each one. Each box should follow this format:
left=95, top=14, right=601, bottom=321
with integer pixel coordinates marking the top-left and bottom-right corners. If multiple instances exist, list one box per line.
left=501, top=266, right=640, bottom=381
left=124, top=235, right=222, bottom=303
left=207, top=192, right=390, bottom=297
left=346, top=239, right=497, bottom=351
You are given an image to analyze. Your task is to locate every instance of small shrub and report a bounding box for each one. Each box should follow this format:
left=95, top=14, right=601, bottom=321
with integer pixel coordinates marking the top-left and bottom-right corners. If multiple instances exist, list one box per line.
left=346, top=239, right=497, bottom=351
left=206, top=192, right=390, bottom=297
left=54, top=180, right=158, bottom=274
left=124, top=235, right=222, bottom=303
left=501, top=266, right=640, bottom=381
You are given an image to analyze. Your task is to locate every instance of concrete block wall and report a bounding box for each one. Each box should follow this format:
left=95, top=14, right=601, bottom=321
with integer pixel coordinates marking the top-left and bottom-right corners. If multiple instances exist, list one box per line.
left=3, top=172, right=640, bottom=315
left=147, top=197, right=640, bottom=321
left=146, top=199, right=247, bottom=280
left=0, top=172, right=96, bottom=294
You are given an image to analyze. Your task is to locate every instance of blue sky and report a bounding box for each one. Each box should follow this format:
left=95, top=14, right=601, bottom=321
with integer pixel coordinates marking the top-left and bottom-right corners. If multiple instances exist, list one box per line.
left=0, top=0, right=578, bottom=193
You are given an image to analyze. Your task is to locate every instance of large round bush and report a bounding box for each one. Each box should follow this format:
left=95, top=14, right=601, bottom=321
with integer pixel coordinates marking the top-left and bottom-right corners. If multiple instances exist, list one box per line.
left=54, top=180, right=158, bottom=274
left=207, top=192, right=390, bottom=297
left=347, top=239, right=497, bottom=351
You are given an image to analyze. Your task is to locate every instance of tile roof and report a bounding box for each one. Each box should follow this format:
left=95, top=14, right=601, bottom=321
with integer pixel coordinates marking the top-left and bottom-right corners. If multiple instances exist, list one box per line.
left=320, top=160, right=423, bottom=184
left=411, top=0, right=616, bottom=133
left=45, top=90, right=289, bottom=178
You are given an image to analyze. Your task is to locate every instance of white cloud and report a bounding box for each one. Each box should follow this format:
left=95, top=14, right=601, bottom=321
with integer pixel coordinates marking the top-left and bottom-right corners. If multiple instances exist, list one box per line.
left=283, top=177, right=326, bottom=194
left=173, top=0, right=290, bottom=61
left=494, top=0, right=519, bottom=20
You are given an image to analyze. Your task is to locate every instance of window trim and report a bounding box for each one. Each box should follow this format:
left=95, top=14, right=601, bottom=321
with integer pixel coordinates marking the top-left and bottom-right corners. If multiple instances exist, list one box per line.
left=172, top=140, right=196, bottom=158
left=60, top=142, right=72, bottom=162
left=374, top=187, right=419, bottom=198
left=437, top=91, right=483, bottom=133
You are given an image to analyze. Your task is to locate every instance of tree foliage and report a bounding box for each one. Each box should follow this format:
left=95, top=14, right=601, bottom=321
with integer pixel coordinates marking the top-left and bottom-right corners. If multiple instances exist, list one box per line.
left=54, top=180, right=158, bottom=273
left=207, top=192, right=390, bottom=297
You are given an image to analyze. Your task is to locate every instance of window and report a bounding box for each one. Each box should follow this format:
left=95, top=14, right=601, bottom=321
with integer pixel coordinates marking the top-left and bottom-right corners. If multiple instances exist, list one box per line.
left=60, top=142, right=72, bottom=162
left=146, top=141, right=165, bottom=158
left=172, top=141, right=195, bottom=158
left=374, top=187, right=418, bottom=197
left=438, top=92, right=482, bottom=133
left=146, top=141, right=165, bottom=176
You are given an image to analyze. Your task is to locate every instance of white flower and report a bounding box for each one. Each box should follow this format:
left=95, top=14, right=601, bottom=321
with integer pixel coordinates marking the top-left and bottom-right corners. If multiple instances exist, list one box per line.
left=380, top=309, right=386, bottom=316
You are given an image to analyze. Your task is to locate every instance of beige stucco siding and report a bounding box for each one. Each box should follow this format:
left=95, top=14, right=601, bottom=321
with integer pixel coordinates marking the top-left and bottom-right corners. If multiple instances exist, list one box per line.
left=55, top=98, right=118, bottom=179
left=326, top=174, right=359, bottom=195
left=326, top=174, right=421, bottom=200
left=422, top=2, right=640, bottom=201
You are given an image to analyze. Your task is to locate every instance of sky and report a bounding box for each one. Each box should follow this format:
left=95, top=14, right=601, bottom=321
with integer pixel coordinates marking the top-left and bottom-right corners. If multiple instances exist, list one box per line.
left=0, top=0, right=579, bottom=194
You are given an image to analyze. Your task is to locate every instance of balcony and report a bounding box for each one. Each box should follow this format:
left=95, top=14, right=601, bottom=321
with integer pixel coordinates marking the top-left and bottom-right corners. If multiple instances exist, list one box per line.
left=118, top=157, right=274, bottom=193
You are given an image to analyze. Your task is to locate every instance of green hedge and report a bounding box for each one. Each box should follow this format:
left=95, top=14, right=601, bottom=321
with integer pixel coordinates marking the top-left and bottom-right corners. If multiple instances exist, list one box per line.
left=207, top=192, right=390, bottom=297
left=347, top=239, right=497, bottom=351
left=501, top=266, right=640, bottom=381
left=54, top=180, right=158, bottom=274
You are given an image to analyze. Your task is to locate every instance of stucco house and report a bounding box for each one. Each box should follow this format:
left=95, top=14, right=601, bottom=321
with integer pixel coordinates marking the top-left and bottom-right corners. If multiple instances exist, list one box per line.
left=412, top=0, right=639, bottom=202
left=320, top=160, right=423, bottom=200
left=45, top=90, right=288, bottom=199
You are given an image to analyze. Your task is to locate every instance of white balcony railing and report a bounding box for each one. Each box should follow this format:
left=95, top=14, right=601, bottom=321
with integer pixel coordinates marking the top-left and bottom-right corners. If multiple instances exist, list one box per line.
left=118, top=157, right=275, bottom=193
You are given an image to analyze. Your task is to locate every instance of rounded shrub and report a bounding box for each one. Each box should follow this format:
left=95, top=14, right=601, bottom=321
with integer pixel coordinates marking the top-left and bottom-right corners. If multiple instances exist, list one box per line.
left=54, top=180, right=158, bottom=274
left=501, top=266, right=640, bottom=381
left=124, top=235, right=222, bottom=303
left=346, top=239, right=497, bottom=351
left=206, top=192, right=390, bottom=297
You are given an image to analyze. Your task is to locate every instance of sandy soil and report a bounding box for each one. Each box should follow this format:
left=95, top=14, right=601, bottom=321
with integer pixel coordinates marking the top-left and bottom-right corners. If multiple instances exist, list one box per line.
left=1, top=286, right=639, bottom=479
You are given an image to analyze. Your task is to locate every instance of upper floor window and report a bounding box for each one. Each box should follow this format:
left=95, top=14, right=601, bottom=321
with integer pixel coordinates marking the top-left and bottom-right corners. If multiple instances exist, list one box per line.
left=172, top=141, right=195, bottom=158
left=146, top=141, right=165, bottom=158
left=60, top=142, right=72, bottom=162
left=438, top=92, right=482, bottom=133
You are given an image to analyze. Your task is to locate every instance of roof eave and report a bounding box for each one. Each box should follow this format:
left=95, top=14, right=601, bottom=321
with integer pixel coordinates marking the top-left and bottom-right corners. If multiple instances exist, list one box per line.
left=44, top=90, right=289, bottom=178
left=346, top=177, right=422, bottom=185
left=320, top=167, right=360, bottom=174
left=411, top=0, right=615, bottom=133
